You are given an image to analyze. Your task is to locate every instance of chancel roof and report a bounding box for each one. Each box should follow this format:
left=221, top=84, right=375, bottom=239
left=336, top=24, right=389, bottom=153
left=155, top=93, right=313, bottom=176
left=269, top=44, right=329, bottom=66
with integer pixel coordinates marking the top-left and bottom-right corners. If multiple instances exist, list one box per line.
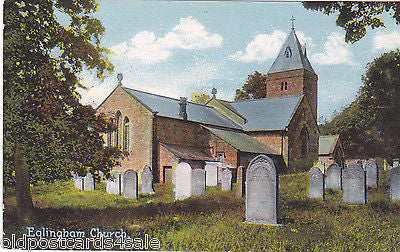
left=268, top=29, right=315, bottom=74
left=229, top=95, right=304, bottom=131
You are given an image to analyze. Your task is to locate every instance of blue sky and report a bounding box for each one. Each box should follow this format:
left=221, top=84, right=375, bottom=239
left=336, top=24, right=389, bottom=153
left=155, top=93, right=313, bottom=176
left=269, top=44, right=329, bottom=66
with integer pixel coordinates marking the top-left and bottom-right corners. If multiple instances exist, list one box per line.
left=78, top=1, right=400, bottom=122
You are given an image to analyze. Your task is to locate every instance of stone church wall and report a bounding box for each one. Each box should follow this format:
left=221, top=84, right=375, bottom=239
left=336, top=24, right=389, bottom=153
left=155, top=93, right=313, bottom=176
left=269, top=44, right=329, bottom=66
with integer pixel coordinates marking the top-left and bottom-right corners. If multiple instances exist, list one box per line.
left=287, top=97, right=318, bottom=172
left=208, top=133, right=238, bottom=167
left=97, top=86, right=154, bottom=180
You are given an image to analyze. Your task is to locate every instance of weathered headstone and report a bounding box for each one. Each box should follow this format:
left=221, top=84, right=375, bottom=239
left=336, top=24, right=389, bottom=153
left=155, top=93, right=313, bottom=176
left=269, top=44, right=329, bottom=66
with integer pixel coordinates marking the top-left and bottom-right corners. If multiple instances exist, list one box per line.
left=174, top=162, right=192, bottom=200
left=245, top=155, right=278, bottom=225
left=389, top=166, right=400, bottom=201
left=83, top=172, right=95, bottom=191
left=73, top=176, right=83, bottom=190
left=221, top=169, right=232, bottom=191
left=105, top=173, right=122, bottom=195
left=325, top=163, right=342, bottom=190
left=191, top=169, right=206, bottom=196
left=365, top=161, right=378, bottom=187
left=205, top=162, right=218, bottom=186
left=140, top=165, right=155, bottom=194
left=123, top=169, right=138, bottom=199
left=308, top=166, right=325, bottom=199
left=342, top=164, right=366, bottom=204
left=236, top=166, right=245, bottom=197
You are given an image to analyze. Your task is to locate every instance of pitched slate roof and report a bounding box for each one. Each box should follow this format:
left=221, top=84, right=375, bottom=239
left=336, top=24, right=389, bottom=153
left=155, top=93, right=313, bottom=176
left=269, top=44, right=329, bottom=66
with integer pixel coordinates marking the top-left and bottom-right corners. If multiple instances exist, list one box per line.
left=228, top=95, right=303, bottom=131
left=319, top=135, right=340, bottom=155
left=160, top=143, right=216, bottom=161
left=123, top=87, right=241, bottom=129
left=268, top=29, right=315, bottom=74
left=204, top=126, right=280, bottom=155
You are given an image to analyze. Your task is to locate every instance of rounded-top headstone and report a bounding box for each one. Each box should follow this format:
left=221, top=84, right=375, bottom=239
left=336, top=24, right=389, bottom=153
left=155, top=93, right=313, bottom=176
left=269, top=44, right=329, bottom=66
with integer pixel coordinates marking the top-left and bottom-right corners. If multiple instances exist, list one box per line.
left=84, top=172, right=94, bottom=191
left=123, top=169, right=138, bottom=199
left=174, top=162, right=192, bottom=200
left=309, top=166, right=325, bottom=199
left=245, top=154, right=278, bottom=225
left=365, top=161, right=378, bottom=187
left=342, top=164, right=366, bottom=204
left=389, top=166, right=400, bottom=201
left=140, top=165, right=155, bottom=194
left=325, top=163, right=342, bottom=190
left=221, top=169, right=233, bottom=191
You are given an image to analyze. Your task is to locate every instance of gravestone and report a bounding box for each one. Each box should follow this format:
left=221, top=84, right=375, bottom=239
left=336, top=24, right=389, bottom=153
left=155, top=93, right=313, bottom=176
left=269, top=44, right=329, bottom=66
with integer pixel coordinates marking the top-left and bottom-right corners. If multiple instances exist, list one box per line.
left=123, top=169, right=138, bottom=199
left=83, top=172, right=94, bottom=191
left=73, top=176, right=83, bottom=190
left=174, top=162, right=192, bottom=200
left=191, top=169, right=206, bottom=196
left=105, top=173, right=122, bottom=195
left=236, top=166, right=245, bottom=197
left=342, top=164, right=366, bottom=204
left=389, top=166, right=400, bottom=201
left=140, top=165, right=155, bottom=194
left=221, top=169, right=232, bottom=191
left=365, top=161, right=378, bottom=187
left=205, top=162, right=218, bottom=186
left=245, top=155, right=278, bottom=225
left=308, top=166, right=325, bottom=199
left=325, top=163, right=342, bottom=190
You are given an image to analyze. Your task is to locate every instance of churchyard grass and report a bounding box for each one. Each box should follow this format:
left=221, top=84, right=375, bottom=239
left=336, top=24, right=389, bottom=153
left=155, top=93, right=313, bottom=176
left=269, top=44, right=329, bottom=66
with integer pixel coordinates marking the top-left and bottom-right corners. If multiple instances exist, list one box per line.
left=4, top=171, right=400, bottom=251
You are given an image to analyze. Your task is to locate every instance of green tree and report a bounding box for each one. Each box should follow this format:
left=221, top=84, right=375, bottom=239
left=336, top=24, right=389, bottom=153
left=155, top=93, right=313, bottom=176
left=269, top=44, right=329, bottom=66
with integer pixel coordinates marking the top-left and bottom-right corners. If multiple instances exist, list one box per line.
left=234, top=71, right=267, bottom=101
left=4, top=0, right=123, bottom=218
left=319, top=51, right=400, bottom=158
left=303, top=2, right=400, bottom=43
left=191, top=92, right=211, bottom=104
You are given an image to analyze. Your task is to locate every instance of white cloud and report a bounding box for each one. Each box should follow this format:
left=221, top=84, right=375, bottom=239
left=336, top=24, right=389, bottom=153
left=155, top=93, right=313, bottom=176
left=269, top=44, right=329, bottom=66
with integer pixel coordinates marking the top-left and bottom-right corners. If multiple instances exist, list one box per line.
left=110, top=17, right=222, bottom=64
left=374, top=31, right=400, bottom=50
left=229, top=30, right=313, bottom=63
left=229, top=30, right=286, bottom=62
left=310, top=32, right=355, bottom=65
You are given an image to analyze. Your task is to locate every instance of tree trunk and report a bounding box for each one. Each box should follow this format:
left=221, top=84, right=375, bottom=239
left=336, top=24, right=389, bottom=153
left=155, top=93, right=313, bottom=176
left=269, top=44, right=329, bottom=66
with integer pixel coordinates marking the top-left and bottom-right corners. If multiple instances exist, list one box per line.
left=14, top=144, right=34, bottom=224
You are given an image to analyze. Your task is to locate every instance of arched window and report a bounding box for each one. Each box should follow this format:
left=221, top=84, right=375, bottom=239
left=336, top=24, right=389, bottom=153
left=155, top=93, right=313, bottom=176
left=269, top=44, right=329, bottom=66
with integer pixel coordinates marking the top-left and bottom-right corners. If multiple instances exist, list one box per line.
left=114, top=111, right=121, bottom=147
left=281, top=81, right=288, bottom=91
left=123, top=117, right=130, bottom=152
left=300, top=126, right=309, bottom=157
left=284, top=46, right=292, bottom=58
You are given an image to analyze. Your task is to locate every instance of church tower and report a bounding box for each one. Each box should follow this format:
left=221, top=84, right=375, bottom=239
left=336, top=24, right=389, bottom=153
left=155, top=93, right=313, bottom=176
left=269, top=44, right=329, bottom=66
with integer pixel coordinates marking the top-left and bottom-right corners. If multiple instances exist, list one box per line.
left=265, top=28, right=318, bottom=118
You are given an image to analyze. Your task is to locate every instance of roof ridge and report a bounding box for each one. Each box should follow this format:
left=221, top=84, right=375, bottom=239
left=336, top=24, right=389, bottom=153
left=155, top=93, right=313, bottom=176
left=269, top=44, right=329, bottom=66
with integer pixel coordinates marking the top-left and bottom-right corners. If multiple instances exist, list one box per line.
left=123, top=86, right=214, bottom=109
left=231, top=94, right=304, bottom=104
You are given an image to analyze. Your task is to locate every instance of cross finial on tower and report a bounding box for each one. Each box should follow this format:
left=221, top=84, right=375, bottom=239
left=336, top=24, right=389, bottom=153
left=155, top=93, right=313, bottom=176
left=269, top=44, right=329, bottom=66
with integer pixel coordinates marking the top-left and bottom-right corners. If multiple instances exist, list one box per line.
left=290, top=15, right=295, bottom=30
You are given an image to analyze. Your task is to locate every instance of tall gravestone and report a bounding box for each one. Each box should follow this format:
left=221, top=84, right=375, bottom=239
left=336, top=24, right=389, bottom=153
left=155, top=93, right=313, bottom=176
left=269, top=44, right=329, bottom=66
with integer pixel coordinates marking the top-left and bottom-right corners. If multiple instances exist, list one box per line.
left=221, top=169, right=232, bottom=191
left=191, top=169, right=206, bottom=196
left=140, top=165, right=155, bottom=194
left=73, top=175, right=83, bottom=190
left=236, top=166, right=245, bottom=197
left=245, top=155, right=278, bottom=225
left=308, top=166, right=325, bottom=199
left=325, top=163, right=342, bottom=190
left=342, top=164, right=366, bottom=204
left=174, top=162, right=192, bottom=200
left=83, top=172, right=95, bottom=191
left=123, top=169, right=138, bottom=199
left=389, top=166, right=400, bottom=201
left=205, top=162, right=218, bottom=186
left=365, top=161, right=378, bottom=187
left=105, top=173, right=122, bottom=195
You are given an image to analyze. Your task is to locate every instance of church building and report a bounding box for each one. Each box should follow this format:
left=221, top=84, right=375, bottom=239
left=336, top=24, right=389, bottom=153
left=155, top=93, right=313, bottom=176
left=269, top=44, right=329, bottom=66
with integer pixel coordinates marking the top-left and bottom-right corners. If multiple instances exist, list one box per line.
left=97, top=28, right=319, bottom=183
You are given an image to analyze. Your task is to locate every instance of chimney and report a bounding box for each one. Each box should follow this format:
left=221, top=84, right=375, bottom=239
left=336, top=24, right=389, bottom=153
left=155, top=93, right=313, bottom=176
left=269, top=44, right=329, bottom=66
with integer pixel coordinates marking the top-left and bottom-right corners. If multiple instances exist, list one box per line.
left=179, top=97, right=187, bottom=120
left=212, top=88, right=217, bottom=99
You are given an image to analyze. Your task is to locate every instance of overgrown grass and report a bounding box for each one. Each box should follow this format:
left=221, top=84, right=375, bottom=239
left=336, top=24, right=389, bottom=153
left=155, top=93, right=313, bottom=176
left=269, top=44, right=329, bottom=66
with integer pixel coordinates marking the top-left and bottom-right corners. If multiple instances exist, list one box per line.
left=4, top=171, right=400, bottom=251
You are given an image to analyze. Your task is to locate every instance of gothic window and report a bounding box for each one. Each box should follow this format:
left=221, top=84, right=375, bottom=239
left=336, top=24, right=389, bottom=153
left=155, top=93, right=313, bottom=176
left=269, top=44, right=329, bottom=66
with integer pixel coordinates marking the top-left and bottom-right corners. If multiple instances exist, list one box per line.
left=114, top=111, right=121, bottom=147
left=281, top=81, right=288, bottom=91
left=284, top=46, right=292, bottom=58
left=123, top=117, right=130, bottom=152
left=300, top=126, right=309, bottom=157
